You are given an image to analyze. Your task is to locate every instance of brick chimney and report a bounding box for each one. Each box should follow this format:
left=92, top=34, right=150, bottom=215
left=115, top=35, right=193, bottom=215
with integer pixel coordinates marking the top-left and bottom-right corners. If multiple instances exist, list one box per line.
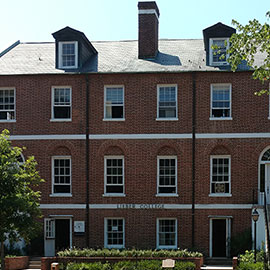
left=138, top=1, right=160, bottom=59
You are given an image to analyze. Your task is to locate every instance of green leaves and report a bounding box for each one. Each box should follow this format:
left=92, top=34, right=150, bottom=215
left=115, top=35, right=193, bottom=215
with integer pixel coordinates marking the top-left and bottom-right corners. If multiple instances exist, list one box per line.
left=228, top=11, right=270, bottom=94
left=0, top=129, right=43, bottom=244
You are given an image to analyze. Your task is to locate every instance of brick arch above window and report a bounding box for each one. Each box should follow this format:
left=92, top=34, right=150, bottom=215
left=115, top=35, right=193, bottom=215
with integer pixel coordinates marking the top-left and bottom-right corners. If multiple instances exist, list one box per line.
left=155, top=142, right=180, bottom=156
left=157, top=145, right=177, bottom=156
left=98, top=140, right=128, bottom=156
left=210, top=145, right=231, bottom=156
left=46, top=141, right=75, bottom=156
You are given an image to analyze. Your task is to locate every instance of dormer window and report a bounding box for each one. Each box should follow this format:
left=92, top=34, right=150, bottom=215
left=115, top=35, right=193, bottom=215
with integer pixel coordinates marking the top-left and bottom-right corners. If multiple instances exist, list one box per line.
left=210, top=38, right=229, bottom=66
left=59, top=41, right=78, bottom=69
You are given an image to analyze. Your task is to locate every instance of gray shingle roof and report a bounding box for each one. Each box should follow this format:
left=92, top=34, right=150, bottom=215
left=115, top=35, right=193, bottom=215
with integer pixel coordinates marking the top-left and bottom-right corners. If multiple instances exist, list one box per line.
left=0, top=39, right=257, bottom=75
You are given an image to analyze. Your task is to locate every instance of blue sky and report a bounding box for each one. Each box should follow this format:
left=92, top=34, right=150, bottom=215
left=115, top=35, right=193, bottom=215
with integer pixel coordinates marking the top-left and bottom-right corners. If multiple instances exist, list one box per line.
left=0, top=0, right=269, bottom=52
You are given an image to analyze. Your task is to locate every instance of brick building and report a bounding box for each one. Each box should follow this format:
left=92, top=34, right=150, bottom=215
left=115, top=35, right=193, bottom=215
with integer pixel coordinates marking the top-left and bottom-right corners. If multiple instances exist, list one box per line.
left=0, top=1, right=268, bottom=258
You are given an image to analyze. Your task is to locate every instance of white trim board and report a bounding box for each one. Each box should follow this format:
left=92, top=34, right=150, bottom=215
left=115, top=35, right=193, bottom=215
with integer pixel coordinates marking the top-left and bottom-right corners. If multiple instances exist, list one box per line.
left=9, top=133, right=270, bottom=141
left=40, top=203, right=253, bottom=210
left=138, top=9, right=159, bottom=20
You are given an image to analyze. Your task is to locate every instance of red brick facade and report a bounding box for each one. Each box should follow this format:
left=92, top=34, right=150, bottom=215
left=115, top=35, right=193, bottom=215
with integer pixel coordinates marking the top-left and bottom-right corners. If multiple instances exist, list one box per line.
left=0, top=0, right=268, bottom=259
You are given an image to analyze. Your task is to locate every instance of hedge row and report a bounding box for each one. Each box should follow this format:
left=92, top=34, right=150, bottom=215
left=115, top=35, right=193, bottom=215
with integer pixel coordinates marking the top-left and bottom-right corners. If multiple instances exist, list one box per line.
left=57, top=248, right=203, bottom=258
left=65, top=260, right=195, bottom=270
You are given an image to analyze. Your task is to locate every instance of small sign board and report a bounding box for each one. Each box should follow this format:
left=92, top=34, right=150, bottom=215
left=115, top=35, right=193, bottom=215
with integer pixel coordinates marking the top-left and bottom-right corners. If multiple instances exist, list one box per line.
left=74, top=221, right=85, bottom=233
left=162, top=259, right=175, bottom=269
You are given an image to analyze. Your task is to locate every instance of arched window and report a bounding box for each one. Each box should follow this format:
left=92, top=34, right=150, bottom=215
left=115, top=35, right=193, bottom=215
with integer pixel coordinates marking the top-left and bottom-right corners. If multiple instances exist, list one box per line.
left=262, top=149, right=270, bottom=161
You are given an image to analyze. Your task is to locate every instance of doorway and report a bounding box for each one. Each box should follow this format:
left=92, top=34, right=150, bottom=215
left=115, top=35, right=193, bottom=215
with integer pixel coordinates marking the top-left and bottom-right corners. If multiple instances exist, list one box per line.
left=55, top=219, right=70, bottom=252
left=44, top=217, right=72, bottom=256
left=210, top=218, right=231, bottom=257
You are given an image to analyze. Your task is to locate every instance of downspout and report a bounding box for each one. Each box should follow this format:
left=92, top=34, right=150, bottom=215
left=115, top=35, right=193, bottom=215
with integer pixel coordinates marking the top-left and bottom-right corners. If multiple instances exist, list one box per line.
left=85, top=75, right=90, bottom=247
left=192, top=72, right=196, bottom=248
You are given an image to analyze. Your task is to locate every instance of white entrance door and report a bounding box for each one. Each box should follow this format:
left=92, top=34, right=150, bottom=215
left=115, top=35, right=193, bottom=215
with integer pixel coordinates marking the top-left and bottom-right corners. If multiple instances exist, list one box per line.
left=44, top=219, right=55, bottom=257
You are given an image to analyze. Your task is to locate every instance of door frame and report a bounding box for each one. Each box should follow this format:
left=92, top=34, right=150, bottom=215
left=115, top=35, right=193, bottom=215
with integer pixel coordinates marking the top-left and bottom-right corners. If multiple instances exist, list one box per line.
left=209, top=216, right=232, bottom=258
left=44, top=215, right=73, bottom=256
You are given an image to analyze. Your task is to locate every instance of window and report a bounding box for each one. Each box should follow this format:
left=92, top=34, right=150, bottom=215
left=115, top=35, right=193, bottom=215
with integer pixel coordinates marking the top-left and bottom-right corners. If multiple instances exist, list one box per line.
left=157, top=85, right=177, bottom=119
left=52, top=156, right=71, bottom=194
left=104, top=156, right=124, bottom=195
left=104, top=86, right=124, bottom=120
left=0, top=88, right=15, bottom=121
left=105, top=218, right=124, bottom=248
left=157, top=156, right=177, bottom=195
left=52, top=87, right=71, bottom=120
left=157, top=219, right=177, bottom=249
left=211, top=84, right=231, bottom=119
left=59, top=41, right=78, bottom=68
left=45, top=219, right=55, bottom=239
left=210, top=156, right=231, bottom=195
left=210, top=38, right=229, bottom=66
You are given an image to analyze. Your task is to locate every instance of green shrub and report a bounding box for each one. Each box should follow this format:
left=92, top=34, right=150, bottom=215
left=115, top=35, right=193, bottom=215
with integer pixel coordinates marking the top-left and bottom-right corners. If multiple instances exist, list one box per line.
left=239, top=250, right=265, bottom=263
left=66, top=262, right=111, bottom=270
left=237, top=262, right=264, bottom=270
left=57, top=248, right=202, bottom=258
left=65, top=261, right=195, bottom=270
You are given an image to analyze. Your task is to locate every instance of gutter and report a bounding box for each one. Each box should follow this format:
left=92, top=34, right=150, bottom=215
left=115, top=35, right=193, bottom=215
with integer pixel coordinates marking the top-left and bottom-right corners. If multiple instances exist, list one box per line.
left=192, top=72, right=196, bottom=248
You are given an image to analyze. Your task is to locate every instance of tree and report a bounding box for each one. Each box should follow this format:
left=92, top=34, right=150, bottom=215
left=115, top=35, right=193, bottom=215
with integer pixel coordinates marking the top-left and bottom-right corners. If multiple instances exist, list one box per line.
left=0, top=129, right=43, bottom=270
left=227, top=12, right=270, bottom=95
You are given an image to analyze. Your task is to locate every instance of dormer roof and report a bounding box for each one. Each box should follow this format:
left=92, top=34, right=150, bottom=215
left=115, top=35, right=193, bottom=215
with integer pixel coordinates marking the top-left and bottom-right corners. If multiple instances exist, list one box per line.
left=203, top=22, right=236, bottom=51
left=52, top=26, right=97, bottom=70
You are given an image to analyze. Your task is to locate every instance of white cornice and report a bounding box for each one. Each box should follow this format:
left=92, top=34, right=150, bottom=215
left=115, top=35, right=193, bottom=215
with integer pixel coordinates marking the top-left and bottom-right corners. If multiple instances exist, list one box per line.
left=9, top=133, right=270, bottom=140
left=138, top=9, right=159, bottom=20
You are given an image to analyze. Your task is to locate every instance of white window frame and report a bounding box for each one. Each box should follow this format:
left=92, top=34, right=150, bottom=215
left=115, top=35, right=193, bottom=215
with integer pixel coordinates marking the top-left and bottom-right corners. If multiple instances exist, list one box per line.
left=210, top=155, right=231, bottom=197
left=0, top=87, right=16, bottom=122
left=157, top=84, right=178, bottom=120
left=156, top=218, right=177, bottom=249
left=45, top=218, right=55, bottom=239
left=156, top=156, right=178, bottom=197
left=58, top=41, right=78, bottom=69
left=51, top=156, right=72, bottom=197
left=104, top=218, right=125, bottom=249
left=51, top=86, right=72, bottom=122
left=209, top=38, right=229, bottom=66
left=210, top=84, right=232, bottom=120
left=104, top=85, right=125, bottom=121
left=104, top=156, right=125, bottom=196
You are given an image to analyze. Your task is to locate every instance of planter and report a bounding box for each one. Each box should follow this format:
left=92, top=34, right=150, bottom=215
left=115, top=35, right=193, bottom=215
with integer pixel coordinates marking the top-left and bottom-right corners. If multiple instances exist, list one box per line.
left=5, top=256, right=29, bottom=270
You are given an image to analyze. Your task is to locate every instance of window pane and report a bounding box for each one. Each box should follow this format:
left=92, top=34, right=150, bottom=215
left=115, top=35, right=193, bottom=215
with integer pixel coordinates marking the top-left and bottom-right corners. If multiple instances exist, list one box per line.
left=158, top=86, right=177, bottom=118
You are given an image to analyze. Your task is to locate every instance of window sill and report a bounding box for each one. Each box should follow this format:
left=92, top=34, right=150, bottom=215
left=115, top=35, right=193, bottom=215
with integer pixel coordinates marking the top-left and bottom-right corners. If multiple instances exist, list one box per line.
left=0, top=120, right=16, bottom=123
left=49, top=193, right=72, bottom=197
left=209, top=117, right=233, bottom=121
left=157, top=246, right=177, bottom=250
left=103, top=118, right=125, bottom=121
left=209, top=193, right=232, bottom=197
left=155, top=194, right=179, bottom=197
left=156, top=118, right=178, bottom=121
left=50, top=119, right=72, bottom=122
left=103, top=194, right=126, bottom=197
